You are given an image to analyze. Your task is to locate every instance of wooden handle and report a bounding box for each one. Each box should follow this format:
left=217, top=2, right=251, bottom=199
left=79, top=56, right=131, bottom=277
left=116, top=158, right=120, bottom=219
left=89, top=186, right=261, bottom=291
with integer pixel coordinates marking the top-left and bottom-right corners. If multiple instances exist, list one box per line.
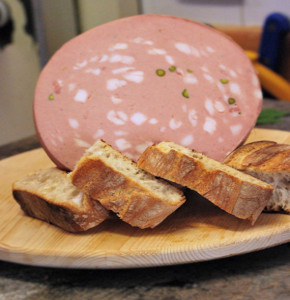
left=253, top=61, right=290, bottom=102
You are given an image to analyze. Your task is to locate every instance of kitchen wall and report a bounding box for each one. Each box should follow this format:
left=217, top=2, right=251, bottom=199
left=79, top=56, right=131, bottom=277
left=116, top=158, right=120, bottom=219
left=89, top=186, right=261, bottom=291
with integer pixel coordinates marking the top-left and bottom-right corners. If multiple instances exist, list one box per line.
left=0, top=0, right=77, bottom=146
left=140, top=0, right=290, bottom=26
left=0, top=0, right=39, bottom=146
left=77, top=0, right=139, bottom=31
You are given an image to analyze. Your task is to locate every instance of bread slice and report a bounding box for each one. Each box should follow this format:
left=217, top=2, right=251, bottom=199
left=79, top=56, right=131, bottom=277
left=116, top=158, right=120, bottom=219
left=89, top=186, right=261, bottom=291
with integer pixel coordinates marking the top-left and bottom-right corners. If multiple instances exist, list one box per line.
left=223, top=140, right=290, bottom=214
left=70, top=140, right=186, bottom=229
left=12, top=167, right=109, bottom=232
left=137, top=141, right=274, bottom=224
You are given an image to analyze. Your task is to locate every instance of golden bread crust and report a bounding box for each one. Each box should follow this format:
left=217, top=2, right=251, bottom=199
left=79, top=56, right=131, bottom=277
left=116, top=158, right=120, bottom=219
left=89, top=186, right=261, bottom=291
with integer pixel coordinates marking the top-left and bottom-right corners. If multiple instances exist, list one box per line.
left=224, top=141, right=290, bottom=214
left=137, top=142, right=273, bottom=224
left=70, top=141, right=186, bottom=229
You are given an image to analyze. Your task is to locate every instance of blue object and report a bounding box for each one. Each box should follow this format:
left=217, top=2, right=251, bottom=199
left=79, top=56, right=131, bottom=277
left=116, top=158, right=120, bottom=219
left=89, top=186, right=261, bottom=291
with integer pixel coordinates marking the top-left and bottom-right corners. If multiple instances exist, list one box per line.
left=258, top=13, right=290, bottom=72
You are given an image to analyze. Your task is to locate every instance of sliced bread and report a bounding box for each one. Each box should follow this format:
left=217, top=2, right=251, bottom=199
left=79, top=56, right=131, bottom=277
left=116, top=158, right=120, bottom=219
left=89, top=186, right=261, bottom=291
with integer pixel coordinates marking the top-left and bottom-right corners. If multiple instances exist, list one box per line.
left=137, top=141, right=274, bottom=224
left=12, top=167, right=109, bottom=232
left=223, top=140, right=290, bottom=213
left=70, top=140, right=186, bottom=229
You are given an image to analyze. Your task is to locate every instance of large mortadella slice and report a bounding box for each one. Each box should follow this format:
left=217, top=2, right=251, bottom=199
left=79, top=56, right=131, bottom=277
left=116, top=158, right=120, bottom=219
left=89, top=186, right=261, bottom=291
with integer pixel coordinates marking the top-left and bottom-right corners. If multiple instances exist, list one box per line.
left=34, top=14, right=262, bottom=170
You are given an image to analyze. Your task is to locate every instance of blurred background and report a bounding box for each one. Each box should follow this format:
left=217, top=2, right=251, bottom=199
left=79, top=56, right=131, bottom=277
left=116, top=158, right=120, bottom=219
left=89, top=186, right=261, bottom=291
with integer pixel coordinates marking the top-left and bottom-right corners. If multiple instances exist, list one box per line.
left=0, top=0, right=289, bottom=147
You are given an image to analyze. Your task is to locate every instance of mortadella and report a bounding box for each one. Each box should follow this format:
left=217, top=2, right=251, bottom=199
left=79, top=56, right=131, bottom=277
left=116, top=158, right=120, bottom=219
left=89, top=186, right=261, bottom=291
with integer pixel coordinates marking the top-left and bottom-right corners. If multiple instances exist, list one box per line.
left=34, top=14, right=263, bottom=170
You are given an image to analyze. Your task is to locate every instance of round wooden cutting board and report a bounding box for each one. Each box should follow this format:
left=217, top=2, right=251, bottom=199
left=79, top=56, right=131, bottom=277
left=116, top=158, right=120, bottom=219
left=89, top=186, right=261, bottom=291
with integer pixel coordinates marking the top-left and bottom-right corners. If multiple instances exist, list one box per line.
left=0, top=128, right=289, bottom=269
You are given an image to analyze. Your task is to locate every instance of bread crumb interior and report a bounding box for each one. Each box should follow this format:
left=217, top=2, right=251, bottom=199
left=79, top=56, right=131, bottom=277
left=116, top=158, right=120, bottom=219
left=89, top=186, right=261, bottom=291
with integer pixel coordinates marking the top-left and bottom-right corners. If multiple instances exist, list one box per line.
left=14, top=168, right=84, bottom=207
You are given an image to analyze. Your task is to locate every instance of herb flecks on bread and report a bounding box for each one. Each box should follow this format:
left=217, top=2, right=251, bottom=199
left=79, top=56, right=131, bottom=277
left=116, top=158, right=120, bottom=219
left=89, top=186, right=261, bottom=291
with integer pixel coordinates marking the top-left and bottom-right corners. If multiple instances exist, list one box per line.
left=137, top=141, right=274, bottom=224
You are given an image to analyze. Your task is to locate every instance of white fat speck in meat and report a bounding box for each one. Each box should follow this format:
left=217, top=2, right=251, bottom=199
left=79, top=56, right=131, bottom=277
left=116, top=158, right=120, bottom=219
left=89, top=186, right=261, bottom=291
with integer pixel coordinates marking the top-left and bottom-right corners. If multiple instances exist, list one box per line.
left=109, top=43, right=128, bottom=51
left=74, top=89, right=88, bottom=103
left=93, top=129, right=104, bottom=139
left=205, top=98, right=214, bottom=115
left=218, top=137, right=224, bottom=143
left=85, top=68, right=101, bottom=75
left=252, top=74, right=259, bottom=86
left=229, top=70, right=237, bottom=78
left=90, top=56, right=98, bottom=62
left=114, top=130, right=128, bottom=136
left=175, top=42, right=200, bottom=57
left=111, top=95, right=123, bottom=104
left=107, top=110, right=128, bottom=125
left=165, top=55, right=175, bottom=65
left=203, top=117, right=216, bottom=134
left=115, top=138, right=131, bottom=151
left=219, top=64, right=226, bottom=70
left=99, top=54, right=109, bottom=63
left=203, top=73, right=214, bottom=83
left=148, top=48, right=167, bottom=55
left=106, top=78, right=127, bottom=91
left=184, top=74, right=198, bottom=84
left=133, top=37, right=153, bottom=45
left=254, top=89, right=263, bottom=99
left=230, top=124, right=242, bottom=135
left=181, top=134, right=194, bottom=146
left=109, top=54, right=122, bottom=63
left=175, top=42, right=191, bottom=55
left=200, top=50, right=208, bottom=57
left=188, top=109, right=198, bottom=127
left=149, top=118, right=158, bottom=124
left=121, top=56, right=135, bottom=64
left=73, top=60, right=87, bottom=70
left=169, top=118, right=182, bottom=130
left=130, top=112, right=147, bottom=125
left=201, top=66, right=209, bottom=72
left=190, top=46, right=200, bottom=57
left=110, top=54, right=134, bottom=64
left=123, top=71, right=144, bottom=83
left=74, top=138, right=91, bottom=148
left=214, top=101, right=225, bottom=113
left=229, top=83, right=241, bottom=95
left=112, top=67, right=135, bottom=74
left=160, top=126, right=166, bottom=132
left=206, top=46, right=215, bottom=53
left=68, top=118, right=79, bottom=129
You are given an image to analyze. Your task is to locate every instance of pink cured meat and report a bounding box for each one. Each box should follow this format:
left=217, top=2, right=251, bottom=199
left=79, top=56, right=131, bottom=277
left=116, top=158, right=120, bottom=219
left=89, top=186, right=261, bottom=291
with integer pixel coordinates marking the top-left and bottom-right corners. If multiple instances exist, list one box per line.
left=34, top=14, right=262, bottom=170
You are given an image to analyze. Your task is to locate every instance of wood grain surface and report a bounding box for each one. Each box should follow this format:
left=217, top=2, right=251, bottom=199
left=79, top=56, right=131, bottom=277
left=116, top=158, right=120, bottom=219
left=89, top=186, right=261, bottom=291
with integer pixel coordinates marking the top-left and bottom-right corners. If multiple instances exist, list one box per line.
left=0, top=128, right=289, bottom=269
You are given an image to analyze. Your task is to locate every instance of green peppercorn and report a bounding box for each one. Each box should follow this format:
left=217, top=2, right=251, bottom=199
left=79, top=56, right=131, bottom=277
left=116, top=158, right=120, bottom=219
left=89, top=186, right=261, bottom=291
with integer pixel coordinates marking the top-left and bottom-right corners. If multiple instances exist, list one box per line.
left=169, top=65, right=176, bottom=72
left=156, top=69, right=166, bottom=77
left=187, top=68, right=193, bottom=73
left=228, top=97, right=236, bottom=105
left=48, top=93, right=54, bottom=100
left=220, top=79, right=229, bottom=84
left=182, top=89, right=190, bottom=98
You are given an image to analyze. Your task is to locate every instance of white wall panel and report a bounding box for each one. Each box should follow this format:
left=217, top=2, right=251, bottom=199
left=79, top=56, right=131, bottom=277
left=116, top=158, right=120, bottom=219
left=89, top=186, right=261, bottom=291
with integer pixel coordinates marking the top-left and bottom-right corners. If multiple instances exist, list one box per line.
left=141, top=0, right=290, bottom=26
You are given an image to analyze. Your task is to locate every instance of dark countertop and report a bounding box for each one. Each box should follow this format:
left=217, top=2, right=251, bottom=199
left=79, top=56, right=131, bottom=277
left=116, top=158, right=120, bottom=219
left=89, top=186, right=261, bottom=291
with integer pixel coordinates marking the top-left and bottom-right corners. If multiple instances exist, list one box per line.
left=0, top=99, right=289, bottom=300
